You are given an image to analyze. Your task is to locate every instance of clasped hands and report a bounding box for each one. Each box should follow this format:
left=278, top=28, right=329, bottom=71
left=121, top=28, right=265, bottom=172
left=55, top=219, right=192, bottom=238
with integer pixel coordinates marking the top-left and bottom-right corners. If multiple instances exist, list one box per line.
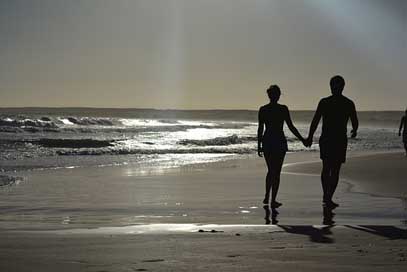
left=302, top=137, right=312, bottom=148
left=258, top=131, right=357, bottom=157
left=302, top=130, right=357, bottom=148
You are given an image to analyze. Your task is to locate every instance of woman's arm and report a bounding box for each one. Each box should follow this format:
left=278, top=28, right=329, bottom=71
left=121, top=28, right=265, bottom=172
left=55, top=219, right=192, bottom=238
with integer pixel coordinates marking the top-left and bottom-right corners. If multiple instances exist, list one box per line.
left=257, top=107, right=264, bottom=157
left=284, top=106, right=304, bottom=142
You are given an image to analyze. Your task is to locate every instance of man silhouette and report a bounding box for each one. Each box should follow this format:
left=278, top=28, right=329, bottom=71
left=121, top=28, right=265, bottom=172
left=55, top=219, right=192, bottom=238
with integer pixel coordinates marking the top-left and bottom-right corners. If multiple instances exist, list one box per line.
left=306, top=75, right=358, bottom=208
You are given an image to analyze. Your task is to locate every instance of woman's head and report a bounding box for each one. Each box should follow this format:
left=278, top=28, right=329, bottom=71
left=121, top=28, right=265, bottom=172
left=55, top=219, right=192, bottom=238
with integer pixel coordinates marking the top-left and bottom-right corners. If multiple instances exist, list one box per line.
left=267, top=85, right=281, bottom=102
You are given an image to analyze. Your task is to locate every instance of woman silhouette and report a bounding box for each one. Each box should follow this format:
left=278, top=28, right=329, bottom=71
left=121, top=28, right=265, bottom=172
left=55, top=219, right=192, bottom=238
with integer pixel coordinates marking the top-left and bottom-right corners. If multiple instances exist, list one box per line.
left=399, top=108, right=407, bottom=156
left=258, top=85, right=306, bottom=207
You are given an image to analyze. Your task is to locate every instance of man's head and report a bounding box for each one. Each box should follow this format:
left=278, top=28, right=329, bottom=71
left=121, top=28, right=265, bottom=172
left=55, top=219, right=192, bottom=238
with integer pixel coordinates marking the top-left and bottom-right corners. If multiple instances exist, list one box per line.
left=267, top=85, right=281, bottom=102
left=330, top=75, right=345, bottom=95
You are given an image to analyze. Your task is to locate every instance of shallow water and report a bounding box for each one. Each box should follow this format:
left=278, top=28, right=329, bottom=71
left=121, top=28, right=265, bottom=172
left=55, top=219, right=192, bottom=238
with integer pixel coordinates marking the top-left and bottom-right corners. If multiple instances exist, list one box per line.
left=0, top=159, right=405, bottom=231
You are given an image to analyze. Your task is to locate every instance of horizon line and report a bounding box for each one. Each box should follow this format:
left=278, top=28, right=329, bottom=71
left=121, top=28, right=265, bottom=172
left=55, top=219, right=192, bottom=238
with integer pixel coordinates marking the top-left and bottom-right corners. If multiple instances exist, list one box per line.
left=0, top=106, right=403, bottom=113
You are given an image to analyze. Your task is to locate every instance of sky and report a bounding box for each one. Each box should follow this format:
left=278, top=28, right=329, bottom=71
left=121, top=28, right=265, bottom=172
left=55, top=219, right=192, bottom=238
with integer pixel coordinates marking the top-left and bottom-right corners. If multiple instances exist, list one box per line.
left=0, top=0, right=406, bottom=110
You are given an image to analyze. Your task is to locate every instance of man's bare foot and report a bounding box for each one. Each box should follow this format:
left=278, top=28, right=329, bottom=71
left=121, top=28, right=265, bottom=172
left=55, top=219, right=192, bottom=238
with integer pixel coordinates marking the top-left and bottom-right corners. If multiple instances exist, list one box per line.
left=323, top=200, right=339, bottom=209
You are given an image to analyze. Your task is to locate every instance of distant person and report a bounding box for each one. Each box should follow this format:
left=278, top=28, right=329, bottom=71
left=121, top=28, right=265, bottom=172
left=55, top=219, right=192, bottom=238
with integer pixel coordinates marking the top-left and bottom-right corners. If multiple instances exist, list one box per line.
left=258, top=85, right=306, bottom=208
left=399, top=109, right=407, bottom=156
left=305, top=75, right=358, bottom=209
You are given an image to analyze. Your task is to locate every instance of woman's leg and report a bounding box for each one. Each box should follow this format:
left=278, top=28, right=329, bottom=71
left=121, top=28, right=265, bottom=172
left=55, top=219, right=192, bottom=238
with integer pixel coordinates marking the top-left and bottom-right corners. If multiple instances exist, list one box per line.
left=270, top=153, right=285, bottom=206
left=263, top=152, right=273, bottom=204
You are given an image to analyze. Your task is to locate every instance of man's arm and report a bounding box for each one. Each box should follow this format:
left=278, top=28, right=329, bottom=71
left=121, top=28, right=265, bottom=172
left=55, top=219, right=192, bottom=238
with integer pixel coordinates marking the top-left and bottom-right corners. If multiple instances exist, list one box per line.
left=350, top=101, right=358, bottom=138
left=257, top=107, right=264, bottom=157
left=306, top=101, right=323, bottom=146
left=399, top=116, right=405, bottom=136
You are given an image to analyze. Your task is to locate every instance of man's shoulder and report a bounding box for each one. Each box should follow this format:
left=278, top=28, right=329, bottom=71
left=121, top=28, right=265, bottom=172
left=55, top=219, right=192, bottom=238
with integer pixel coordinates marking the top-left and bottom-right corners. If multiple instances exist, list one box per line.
left=324, top=95, right=355, bottom=105
left=321, top=95, right=335, bottom=102
left=278, top=104, right=289, bottom=110
left=318, top=97, right=330, bottom=106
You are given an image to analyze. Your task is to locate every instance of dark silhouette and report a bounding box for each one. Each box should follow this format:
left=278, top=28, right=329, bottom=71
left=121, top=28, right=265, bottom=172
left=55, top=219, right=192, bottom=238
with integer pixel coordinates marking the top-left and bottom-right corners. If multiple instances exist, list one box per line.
left=345, top=225, right=407, bottom=240
left=399, top=109, right=407, bottom=156
left=263, top=205, right=279, bottom=225
left=305, top=75, right=358, bottom=209
left=258, top=85, right=306, bottom=208
left=323, top=206, right=336, bottom=225
left=279, top=225, right=334, bottom=243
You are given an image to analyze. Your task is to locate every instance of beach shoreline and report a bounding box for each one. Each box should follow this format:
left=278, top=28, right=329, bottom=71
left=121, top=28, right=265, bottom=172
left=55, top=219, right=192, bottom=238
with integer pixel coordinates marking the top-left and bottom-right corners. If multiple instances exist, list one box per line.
left=0, top=150, right=405, bottom=230
left=1, top=150, right=406, bottom=271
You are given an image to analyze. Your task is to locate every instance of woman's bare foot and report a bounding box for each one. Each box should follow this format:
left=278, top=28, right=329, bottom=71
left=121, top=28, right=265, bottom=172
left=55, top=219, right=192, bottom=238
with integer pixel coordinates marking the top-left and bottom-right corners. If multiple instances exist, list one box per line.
left=263, top=196, right=269, bottom=205
left=270, top=201, right=282, bottom=208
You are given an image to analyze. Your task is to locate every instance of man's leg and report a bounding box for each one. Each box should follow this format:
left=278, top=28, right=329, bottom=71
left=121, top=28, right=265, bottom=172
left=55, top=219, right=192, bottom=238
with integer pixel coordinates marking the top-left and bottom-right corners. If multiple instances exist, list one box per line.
left=327, top=162, right=342, bottom=203
left=321, top=160, right=331, bottom=203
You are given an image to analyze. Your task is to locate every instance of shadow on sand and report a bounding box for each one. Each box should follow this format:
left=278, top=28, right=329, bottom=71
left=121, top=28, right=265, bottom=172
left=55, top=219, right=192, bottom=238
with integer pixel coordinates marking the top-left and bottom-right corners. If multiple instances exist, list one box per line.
left=262, top=205, right=407, bottom=243
left=263, top=204, right=335, bottom=243
left=345, top=225, right=407, bottom=240
left=262, top=191, right=406, bottom=244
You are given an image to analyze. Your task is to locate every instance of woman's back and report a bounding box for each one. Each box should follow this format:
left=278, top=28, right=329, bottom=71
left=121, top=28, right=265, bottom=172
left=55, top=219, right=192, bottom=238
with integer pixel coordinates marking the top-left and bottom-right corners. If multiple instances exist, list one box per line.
left=259, top=103, right=287, bottom=135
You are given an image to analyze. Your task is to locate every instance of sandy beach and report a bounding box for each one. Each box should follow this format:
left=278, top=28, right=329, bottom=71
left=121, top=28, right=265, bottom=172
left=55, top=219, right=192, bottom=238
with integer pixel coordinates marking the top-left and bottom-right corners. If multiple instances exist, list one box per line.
left=1, top=225, right=406, bottom=272
left=0, top=151, right=406, bottom=271
left=2, top=0, right=406, bottom=269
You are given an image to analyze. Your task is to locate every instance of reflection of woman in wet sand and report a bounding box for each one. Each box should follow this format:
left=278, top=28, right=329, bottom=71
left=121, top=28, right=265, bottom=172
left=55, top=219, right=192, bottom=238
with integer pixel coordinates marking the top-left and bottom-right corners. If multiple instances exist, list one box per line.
left=399, top=108, right=407, bottom=156
left=258, top=85, right=306, bottom=208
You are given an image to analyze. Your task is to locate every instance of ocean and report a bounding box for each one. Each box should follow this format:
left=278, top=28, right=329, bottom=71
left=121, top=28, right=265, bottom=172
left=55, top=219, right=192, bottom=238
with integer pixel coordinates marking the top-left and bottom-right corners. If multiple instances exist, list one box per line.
left=0, top=108, right=404, bottom=185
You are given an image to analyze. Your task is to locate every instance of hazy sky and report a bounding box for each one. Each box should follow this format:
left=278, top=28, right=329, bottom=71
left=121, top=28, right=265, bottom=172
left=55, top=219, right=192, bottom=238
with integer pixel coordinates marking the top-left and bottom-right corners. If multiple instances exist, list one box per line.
left=0, top=0, right=406, bottom=110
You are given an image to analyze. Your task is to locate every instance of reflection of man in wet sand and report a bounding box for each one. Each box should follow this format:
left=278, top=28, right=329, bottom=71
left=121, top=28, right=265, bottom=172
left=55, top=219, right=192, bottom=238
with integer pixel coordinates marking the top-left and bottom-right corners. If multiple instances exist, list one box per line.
left=399, top=109, right=407, bottom=156
left=306, top=75, right=358, bottom=209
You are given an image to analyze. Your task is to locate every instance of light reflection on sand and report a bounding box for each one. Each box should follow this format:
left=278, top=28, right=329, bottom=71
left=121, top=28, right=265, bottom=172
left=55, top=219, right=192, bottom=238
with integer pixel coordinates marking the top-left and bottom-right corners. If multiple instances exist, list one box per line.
left=48, top=223, right=286, bottom=235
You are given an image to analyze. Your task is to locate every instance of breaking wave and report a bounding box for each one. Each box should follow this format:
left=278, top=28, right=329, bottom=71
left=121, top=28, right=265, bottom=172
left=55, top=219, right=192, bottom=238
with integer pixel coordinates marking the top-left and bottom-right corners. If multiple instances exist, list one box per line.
left=178, top=134, right=256, bottom=146
left=0, top=117, right=58, bottom=129
left=0, top=116, right=252, bottom=134
left=56, top=147, right=254, bottom=156
left=64, top=117, right=115, bottom=126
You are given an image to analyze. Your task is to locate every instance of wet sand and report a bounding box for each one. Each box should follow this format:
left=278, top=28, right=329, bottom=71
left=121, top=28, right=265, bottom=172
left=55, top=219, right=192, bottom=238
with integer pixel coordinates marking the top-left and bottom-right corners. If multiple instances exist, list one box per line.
left=0, top=151, right=406, bottom=271
left=283, top=152, right=407, bottom=198
left=0, top=152, right=404, bottom=229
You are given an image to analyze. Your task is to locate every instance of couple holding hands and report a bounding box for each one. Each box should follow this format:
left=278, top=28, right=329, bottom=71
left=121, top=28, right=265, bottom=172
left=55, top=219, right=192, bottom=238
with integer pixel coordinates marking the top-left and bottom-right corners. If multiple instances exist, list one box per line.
left=257, top=75, right=359, bottom=209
